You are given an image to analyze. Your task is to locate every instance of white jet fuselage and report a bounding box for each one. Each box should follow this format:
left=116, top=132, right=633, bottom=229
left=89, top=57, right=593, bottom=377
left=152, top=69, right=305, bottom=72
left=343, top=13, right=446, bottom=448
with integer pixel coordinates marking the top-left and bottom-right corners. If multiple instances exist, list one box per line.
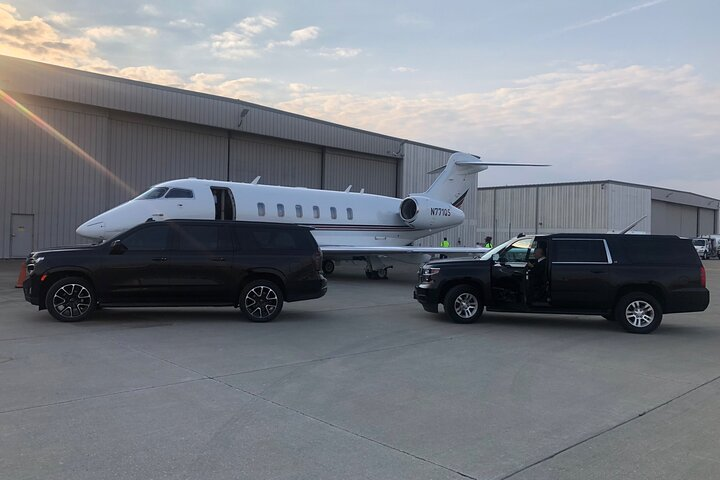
left=77, top=179, right=464, bottom=247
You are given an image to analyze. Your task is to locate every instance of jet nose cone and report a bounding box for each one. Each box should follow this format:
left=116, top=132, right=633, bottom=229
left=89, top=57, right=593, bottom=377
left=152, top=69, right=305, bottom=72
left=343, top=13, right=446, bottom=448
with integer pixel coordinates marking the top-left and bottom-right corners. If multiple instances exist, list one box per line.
left=77, top=221, right=105, bottom=239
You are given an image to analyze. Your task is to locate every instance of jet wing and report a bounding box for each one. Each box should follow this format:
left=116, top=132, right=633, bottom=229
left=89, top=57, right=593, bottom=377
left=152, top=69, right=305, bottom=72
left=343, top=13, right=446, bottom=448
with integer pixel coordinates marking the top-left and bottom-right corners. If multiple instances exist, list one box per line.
left=320, top=246, right=490, bottom=256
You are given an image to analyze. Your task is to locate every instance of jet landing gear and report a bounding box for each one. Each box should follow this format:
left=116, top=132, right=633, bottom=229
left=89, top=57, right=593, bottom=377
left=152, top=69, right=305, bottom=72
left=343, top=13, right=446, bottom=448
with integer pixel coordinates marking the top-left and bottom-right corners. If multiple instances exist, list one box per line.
left=322, top=259, right=335, bottom=275
left=363, top=256, right=392, bottom=280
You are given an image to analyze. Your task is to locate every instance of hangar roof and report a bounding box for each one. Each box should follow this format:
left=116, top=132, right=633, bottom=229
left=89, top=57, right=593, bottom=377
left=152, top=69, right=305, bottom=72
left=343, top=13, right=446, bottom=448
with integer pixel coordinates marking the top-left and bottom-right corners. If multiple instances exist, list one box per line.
left=0, top=54, right=453, bottom=158
left=478, top=180, right=719, bottom=210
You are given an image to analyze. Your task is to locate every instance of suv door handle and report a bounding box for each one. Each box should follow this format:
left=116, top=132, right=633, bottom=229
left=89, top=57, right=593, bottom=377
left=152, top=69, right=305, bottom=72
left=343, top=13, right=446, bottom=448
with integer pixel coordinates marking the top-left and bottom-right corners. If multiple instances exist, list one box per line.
left=152, top=257, right=168, bottom=262
left=211, top=256, right=226, bottom=262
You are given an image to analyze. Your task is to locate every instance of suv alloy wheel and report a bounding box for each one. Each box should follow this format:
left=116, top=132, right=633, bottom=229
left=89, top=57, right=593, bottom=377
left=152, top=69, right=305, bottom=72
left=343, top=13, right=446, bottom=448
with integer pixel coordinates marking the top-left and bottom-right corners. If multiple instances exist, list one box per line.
left=240, top=279, right=284, bottom=322
left=45, top=276, right=96, bottom=322
left=615, top=292, right=663, bottom=334
left=444, top=285, right=484, bottom=324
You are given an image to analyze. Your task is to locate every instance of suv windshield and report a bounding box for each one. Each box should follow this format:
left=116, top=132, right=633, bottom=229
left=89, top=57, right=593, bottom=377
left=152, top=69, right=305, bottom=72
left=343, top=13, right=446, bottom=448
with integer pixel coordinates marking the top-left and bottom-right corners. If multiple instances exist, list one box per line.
left=479, top=237, right=534, bottom=261
left=692, top=239, right=707, bottom=246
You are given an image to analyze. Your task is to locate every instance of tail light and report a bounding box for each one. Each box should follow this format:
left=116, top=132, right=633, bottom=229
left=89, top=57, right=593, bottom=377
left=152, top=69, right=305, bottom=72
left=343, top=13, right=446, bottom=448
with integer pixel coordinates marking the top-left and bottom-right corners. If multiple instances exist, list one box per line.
left=700, top=265, right=706, bottom=288
left=313, top=248, right=322, bottom=272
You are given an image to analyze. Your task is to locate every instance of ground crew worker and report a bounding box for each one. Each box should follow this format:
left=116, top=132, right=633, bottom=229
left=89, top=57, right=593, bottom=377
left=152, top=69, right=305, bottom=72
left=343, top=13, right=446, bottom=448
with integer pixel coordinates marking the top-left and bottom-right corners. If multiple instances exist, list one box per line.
left=484, top=236, right=493, bottom=248
left=440, top=237, right=450, bottom=248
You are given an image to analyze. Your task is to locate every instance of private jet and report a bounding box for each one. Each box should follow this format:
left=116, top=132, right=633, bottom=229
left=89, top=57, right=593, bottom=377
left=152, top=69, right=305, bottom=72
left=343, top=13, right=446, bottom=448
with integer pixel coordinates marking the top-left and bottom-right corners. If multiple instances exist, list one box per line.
left=77, top=152, right=548, bottom=278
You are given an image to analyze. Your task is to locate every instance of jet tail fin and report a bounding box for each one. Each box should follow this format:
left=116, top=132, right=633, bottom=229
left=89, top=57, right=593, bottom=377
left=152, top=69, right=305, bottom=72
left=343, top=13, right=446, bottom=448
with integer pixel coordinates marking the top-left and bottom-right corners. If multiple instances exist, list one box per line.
left=614, top=215, right=648, bottom=234
left=420, top=152, right=548, bottom=204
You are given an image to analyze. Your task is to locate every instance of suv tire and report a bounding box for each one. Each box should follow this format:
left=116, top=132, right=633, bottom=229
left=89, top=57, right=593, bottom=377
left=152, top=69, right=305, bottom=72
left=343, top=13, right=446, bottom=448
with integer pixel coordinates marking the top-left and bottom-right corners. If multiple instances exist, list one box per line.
left=444, top=285, right=483, bottom=324
left=240, top=279, right=284, bottom=322
left=46, top=276, right=96, bottom=322
left=615, top=292, right=663, bottom=334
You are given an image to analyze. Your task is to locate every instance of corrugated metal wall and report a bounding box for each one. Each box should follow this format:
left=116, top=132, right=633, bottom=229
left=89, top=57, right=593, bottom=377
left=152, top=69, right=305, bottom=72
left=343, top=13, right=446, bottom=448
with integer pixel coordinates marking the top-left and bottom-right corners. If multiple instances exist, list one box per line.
left=698, top=208, right=716, bottom=235
left=0, top=55, right=402, bottom=159
left=107, top=116, right=227, bottom=208
left=0, top=96, right=110, bottom=255
left=323, top=149, right=397, bottom=195
left=494, top=188, right=539, bottom=241
left=607, top=183, right=651, bottom=233
left=230, top=135, right=322, bottom=188
left=537, top=183, right=609, bottom=235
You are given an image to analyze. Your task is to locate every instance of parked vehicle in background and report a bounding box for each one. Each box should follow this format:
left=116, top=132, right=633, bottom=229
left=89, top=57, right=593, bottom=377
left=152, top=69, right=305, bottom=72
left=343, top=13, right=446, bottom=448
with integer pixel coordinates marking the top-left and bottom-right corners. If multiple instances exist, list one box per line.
left=23, top=220, right=327, bottom=322
left=414, top=234, right=709, bottom=334
left=693, top=238, right=713, bottom=259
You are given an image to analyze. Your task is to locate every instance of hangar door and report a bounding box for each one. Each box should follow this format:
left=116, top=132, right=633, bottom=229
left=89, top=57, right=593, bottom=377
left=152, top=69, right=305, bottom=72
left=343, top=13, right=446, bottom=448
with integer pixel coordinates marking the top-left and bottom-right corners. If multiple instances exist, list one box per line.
left=230, top=135, right=322, bottom=188
left=323, top=149, right=398, bottom=196
left=698, top=208, right=717, bottom=235
left=651, top=200, right=698, bottom=237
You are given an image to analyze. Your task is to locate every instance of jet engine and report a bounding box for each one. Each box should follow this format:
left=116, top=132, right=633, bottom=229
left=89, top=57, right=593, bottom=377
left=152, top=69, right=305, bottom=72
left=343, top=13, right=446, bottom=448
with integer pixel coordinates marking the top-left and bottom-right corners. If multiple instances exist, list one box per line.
left=399, top=196, right=465, bottom=230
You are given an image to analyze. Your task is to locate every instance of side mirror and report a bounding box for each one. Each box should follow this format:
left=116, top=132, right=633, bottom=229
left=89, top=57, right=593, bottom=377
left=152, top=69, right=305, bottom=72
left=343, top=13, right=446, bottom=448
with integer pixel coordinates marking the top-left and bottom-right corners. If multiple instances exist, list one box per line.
left=110, top=239, right=127, bottom=255
left=492, top=253, right=500, bottom=262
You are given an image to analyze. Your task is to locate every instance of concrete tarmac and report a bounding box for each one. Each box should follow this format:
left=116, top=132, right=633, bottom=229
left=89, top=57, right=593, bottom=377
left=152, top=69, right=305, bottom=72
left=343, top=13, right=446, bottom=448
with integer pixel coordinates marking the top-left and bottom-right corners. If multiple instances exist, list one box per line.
left=1, top=259, right=718, bottom=479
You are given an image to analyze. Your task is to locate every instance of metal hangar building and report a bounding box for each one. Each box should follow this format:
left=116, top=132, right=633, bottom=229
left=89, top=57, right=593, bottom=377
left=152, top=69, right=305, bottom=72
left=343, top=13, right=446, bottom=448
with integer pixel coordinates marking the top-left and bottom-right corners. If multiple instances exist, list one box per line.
left=476, top=181, right=719, bottom=245
left=0, top=55, right=476, bottom=258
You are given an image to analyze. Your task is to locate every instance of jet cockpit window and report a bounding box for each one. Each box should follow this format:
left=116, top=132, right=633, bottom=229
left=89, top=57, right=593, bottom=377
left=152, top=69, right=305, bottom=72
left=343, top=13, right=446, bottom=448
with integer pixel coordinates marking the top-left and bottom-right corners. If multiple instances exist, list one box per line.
left=137, top=187, right=168, bottom=200
left=165, top=188, right=194, bottom=199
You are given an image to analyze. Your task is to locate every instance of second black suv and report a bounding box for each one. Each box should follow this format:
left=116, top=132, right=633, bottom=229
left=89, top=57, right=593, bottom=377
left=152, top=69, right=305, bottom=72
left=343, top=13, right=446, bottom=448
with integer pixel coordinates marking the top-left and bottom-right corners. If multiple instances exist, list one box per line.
left=414, top=234, right=709, bottom=333
left=23, top=220, right=327, bottom=322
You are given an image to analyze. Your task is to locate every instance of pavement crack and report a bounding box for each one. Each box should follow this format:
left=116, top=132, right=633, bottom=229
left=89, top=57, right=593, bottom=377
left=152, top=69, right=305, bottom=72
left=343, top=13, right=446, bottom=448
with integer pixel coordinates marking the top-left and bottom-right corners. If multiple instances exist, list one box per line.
left=212, top=375, right=479, bottom=480
left=499, top=372, right=720, bottom=479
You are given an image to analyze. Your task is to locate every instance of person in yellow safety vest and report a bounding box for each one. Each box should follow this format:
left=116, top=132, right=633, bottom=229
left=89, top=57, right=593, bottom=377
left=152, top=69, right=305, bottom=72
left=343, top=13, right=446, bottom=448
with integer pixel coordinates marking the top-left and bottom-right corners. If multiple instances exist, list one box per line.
left=440, top=237, right=450, bottom=248
left=484, top=236, right=493, bottom=248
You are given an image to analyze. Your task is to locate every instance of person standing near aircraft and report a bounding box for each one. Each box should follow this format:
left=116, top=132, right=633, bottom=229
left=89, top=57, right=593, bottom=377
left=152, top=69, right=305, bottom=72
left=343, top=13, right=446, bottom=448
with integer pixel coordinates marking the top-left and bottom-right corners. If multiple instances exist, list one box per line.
left=441, top=237, right=450, bottom=248
left=484, top=236, right=493, bottom=248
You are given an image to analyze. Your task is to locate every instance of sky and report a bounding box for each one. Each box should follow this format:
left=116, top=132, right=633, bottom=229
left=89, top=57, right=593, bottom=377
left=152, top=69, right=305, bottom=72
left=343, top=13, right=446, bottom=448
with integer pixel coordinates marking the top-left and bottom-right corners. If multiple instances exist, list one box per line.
left=1, top=0, right=719, bottom=197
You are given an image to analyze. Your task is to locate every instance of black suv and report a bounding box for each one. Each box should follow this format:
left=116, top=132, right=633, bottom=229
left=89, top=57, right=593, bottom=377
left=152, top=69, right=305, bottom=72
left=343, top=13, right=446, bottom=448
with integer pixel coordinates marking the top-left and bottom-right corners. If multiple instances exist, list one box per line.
left=23, top=220, right=327, bottom=322
left=414, top=234, right=709, bottom=333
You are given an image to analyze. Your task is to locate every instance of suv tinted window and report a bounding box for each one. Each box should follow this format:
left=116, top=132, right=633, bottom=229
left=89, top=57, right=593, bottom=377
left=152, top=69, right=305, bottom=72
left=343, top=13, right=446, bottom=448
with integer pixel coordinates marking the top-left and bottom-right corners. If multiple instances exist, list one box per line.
left=553, top=239, right=608, bottom=263
left=238, top=227, right=313, bottom=252
left=122, top=225, right=169, bottom=251
left=171, top=225, right=232, bottom=251
left=610, top=236, right=697, bottom=265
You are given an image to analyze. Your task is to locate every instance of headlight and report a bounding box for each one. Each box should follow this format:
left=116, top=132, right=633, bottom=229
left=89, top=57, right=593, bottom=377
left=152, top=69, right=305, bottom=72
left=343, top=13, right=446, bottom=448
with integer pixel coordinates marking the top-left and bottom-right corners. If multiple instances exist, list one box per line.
left=422, top=267, right=440, bottom=276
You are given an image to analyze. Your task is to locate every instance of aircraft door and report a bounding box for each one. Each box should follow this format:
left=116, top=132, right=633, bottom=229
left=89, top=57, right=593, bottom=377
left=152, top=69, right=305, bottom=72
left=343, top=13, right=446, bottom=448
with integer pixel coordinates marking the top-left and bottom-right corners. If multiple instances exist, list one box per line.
left=211, top=187, right=235, bottom=220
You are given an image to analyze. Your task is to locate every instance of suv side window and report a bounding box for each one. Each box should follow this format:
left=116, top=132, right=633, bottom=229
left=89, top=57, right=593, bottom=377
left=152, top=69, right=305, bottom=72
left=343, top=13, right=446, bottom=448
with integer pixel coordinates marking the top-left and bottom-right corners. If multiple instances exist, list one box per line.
left=238, top=227, right=312, bottom=253
left=552, top=239, right=608, bottom=263
left=170, top=225, right=232, bottom=251
left=502, top=238, right=533, bottom=263
left=121, top=224, right=169, bottom=251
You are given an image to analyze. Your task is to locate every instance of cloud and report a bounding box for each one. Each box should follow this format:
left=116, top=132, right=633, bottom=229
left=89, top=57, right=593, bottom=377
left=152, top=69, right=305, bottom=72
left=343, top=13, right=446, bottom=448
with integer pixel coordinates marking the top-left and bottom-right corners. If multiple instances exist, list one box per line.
left=168, top=18, right=204, bottom=29
left=392, top=66, right=418, bottom=73
left=267, top=26, right=319, bottom=48
left=317, top=47, right=361, bottom=59
left=138, top=4, right=160, bottom=17
left=210, top=15, right=277, bottom=59
left=85, top=25, right=158, bottom=40
left=552, top=0, right=671, bottom=36
left=44, top=12, right=74, bottom=26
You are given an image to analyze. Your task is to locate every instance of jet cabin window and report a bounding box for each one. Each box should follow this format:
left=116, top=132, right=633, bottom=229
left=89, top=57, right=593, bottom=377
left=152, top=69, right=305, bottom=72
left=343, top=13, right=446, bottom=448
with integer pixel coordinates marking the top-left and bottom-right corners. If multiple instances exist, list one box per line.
left=313, top=206, right=320, bottom=219
left=211, top=187, right=235, bottom=220
left=137, top=187, right=168, bottom=200
left=277, top=204, right=285, bottom=217
left=257, top=203, right=265, bottom=217
left=346, top=208, right=353, bottom=220
left=296, top=205, right=303, bottom=218
left=330, top=207, right=337, bottom=220
left=165, top=188, right=194, bottom=199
